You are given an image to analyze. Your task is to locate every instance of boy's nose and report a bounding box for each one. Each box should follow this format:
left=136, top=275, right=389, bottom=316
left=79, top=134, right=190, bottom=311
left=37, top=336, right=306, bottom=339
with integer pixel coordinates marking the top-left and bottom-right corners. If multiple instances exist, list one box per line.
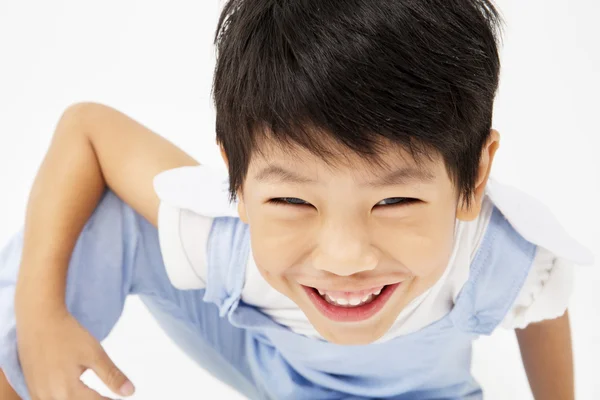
left=312, top=250, right=378, bottom=276
left=311, top=219, right=378, bottom=276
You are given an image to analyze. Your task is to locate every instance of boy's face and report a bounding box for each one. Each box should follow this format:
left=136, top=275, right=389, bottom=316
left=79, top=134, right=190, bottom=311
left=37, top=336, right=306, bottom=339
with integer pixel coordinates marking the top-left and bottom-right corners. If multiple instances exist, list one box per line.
left=223, top=130, right=498, bottom=345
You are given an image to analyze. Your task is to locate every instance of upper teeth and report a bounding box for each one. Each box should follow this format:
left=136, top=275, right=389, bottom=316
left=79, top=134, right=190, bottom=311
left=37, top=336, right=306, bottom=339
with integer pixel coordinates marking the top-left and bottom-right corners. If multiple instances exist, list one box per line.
left=324, top=293, right=376, bottom=307
left=314, top=284, right=387, bottom=308
left=317, top=288, right=384, bottom=307
left=317, top=288, right=382, bottom=297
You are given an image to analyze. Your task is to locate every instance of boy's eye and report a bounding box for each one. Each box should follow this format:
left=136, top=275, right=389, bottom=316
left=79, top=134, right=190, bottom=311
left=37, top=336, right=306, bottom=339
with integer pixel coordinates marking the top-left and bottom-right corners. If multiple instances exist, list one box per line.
left=268, top=197, right=419, bottom=207
left=375, top=197, right=419, bottom=207
left=269, top=197, right=311, bottom=206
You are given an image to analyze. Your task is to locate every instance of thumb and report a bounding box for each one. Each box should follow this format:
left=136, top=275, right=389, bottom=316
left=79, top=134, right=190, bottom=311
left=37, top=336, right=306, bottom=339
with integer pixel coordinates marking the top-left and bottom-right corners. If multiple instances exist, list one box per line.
left=88, top=347, right=135, bottom=397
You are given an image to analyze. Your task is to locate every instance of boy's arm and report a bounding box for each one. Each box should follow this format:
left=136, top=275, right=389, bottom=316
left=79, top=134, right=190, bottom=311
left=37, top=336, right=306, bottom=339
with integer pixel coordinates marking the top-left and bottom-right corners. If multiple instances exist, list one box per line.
left=515, top=310, right=574, bottom=400
left=16, top=101, right=199, bottom=309
left=14, top=102, right=199, bottom=398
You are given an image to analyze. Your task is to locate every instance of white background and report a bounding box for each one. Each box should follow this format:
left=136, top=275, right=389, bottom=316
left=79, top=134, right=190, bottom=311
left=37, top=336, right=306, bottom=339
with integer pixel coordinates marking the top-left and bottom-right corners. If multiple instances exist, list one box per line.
left=0, top=0, right=598, bottom=399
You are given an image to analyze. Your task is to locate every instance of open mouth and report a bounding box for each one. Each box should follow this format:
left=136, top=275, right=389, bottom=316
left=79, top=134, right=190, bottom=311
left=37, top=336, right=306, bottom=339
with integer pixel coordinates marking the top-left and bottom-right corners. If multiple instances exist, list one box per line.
left=302, top=283, right=401, bottom=322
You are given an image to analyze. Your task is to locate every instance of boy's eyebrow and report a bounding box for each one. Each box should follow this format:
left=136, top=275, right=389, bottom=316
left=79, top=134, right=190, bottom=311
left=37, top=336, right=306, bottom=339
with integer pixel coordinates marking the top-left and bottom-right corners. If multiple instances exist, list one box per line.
left=254, top=164, right=435, bottom=187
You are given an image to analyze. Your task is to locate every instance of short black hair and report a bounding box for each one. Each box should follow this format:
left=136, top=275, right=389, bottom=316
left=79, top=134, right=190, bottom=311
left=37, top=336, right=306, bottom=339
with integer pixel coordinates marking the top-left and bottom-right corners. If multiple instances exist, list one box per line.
left=212, top=0, right=504, bottom=210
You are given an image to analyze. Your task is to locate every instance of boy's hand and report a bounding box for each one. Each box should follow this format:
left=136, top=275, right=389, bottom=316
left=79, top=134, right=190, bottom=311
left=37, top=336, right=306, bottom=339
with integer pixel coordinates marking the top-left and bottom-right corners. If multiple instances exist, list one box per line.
left=16, top=306, right=134, bottom=400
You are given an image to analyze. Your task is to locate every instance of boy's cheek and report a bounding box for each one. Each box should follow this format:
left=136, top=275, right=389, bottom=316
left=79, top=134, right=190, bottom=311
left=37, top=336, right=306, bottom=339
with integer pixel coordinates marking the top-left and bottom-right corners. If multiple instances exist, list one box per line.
left=250, top=238, right=303, bottom=277
left=378, top=224, right=455, bottom=279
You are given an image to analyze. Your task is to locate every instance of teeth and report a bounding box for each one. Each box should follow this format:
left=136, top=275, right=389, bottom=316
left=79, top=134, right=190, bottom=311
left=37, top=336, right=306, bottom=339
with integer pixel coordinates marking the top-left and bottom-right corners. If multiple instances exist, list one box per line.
left=336, top=297, right=349, bottom=306
left=349, top=298, right=361, bottom=306
left=325, top=294, right=337, bottom=305
left=321, top=292, right=379, bottom=308
left=374, top=289, right=382, bottom=295
left=318, top=289, right=325, bottom=295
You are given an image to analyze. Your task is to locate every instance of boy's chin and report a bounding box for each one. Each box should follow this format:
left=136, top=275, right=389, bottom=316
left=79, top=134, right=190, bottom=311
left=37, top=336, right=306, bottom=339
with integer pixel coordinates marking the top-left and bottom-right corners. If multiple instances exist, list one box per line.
left=308, top=312, right=395, bottom=345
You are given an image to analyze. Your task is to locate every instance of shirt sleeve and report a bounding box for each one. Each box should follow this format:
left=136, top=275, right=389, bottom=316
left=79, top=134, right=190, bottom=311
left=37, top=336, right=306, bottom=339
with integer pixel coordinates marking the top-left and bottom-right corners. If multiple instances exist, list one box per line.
left=500, top=246, right=575, bottom=329
left=157, top=201, right=213, bottom=290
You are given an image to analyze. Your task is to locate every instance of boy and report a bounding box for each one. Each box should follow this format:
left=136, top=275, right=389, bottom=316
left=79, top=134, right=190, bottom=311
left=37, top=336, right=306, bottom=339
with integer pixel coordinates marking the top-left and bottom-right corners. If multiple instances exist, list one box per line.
left=0, top=0, right=593, bottom=399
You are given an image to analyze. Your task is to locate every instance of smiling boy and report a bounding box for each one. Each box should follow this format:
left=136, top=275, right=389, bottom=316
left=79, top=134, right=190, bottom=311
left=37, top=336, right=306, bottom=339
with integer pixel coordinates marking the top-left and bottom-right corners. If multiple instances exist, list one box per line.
left=0, top=0, right=593, bottom=399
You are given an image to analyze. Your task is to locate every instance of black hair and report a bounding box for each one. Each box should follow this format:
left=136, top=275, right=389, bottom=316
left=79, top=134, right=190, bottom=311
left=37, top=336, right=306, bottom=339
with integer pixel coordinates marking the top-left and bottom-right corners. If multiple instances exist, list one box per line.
left=212, top=0, right=504, bottom=209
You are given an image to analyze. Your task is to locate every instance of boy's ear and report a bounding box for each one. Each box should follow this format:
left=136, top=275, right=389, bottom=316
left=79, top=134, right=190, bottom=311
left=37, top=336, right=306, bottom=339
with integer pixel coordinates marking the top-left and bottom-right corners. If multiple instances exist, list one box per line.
left=456, top=129, right=500, bottom=221
left=237, top=199, right=249, bottom=224
left=220, top=144, right=249, bottom=224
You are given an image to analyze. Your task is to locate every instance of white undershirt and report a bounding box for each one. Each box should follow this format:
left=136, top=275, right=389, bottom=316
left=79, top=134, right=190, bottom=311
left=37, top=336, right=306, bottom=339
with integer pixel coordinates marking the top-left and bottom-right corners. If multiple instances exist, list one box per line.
left=157, top=192, right=572, bottom=341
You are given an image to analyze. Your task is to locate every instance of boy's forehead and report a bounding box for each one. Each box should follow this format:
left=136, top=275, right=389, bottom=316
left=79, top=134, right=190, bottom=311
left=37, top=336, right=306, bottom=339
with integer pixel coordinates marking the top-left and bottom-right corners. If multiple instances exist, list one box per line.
left=248, top=138, right=439, bottom=184
left=255, top=132, right=417, bottom=162
left=250, top=125, right=438, bottom=166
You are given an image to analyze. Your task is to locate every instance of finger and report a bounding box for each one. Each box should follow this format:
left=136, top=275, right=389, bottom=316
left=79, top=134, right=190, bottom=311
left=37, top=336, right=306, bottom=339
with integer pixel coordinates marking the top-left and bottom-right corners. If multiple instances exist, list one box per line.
left=87, top=348, right=135, bottom=397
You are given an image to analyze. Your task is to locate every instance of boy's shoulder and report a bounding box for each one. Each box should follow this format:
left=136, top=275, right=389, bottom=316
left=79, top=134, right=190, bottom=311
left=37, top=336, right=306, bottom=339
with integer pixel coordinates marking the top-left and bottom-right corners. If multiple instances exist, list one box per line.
left=153, top=164, right=239, bottom=218
left=484, top=177, right=593, bottom=266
